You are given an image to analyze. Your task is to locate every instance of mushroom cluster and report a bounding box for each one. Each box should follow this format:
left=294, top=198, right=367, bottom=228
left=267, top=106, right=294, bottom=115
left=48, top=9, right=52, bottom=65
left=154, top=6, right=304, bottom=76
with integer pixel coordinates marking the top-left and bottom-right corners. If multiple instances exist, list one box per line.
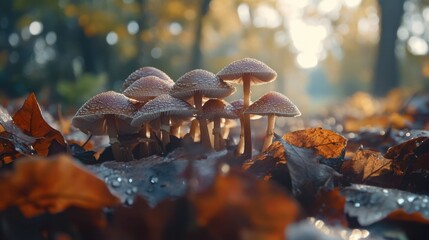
left=71, top=58, right=301, bottom=161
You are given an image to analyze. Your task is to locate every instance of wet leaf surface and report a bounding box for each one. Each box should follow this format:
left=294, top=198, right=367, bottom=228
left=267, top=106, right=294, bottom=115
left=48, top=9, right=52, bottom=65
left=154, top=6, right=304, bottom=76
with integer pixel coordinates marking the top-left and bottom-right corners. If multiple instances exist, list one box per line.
left=342, top=184, right=429, bottom=226
left=87, top=148, right=223, bottom=206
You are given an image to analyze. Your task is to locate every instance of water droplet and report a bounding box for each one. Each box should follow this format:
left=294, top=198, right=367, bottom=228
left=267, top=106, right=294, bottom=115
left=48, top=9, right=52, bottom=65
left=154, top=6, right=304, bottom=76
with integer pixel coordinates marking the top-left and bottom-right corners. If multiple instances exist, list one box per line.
left=132, top=186, right=138, bottom=193
left=397, top=198, right=405, bottom=205
left=382, top=189, right=389, bottom=194
left=405, top=132, right=411, bottom=137
left=354, top=202, right=361, bottom=208
left=128, top=178, right=133, bottom=183
left=407, top=195, right=416, bottom=202
left=125, top=197, right=134, bottom=206
left=150, top=176, right=159, bottom=184
left=423, top=198, right=428, bottom=203
left=117, top=177, right=122, bottom=182
left=111, top=180, right=121, bottom=188
left=126, top=189, right=133, bottom=195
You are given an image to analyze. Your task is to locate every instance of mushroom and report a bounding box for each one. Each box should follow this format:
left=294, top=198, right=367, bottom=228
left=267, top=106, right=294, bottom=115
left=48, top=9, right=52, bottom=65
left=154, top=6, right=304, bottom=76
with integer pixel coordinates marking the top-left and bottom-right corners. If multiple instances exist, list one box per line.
left=170, top=69, right=235, bottom=148
left=72, top=91, right=140, bottom=161
left=122, top=66, right=174, bottom=91
left=131, top=94, right=197, bottom=151
left=123, top=76, right=174, bottom=102
left=244, top=91, right=301, bottom=152
left=228, top=99, right=261, bottom=155
left=123, top=76, right=174, bottom=156
left=217, top=58, right=277, bottom=158
left=202, top=99, right=238, bottom=151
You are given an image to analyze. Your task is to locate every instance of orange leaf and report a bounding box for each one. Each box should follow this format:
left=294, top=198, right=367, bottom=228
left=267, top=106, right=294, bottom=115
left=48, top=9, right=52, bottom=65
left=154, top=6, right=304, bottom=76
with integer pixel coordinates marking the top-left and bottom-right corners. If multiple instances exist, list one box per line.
left=341, top=149, right=393, bottom=184
left=192, top=170, right=299, bottom=240
left=0, top=154, right=120, bottom=218
left=283, top=128, right=347, bottom=159
left=12, top=93, right=66, bottom=156
left=311, top=188, right=348, bottom=226
left=246, top=128, right=346, bottom=179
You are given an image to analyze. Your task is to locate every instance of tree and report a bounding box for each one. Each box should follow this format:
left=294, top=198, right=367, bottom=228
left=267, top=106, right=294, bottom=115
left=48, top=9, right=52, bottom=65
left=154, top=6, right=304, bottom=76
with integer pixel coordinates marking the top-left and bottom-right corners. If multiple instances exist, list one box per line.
left=373, top=0, right=405, bottom=96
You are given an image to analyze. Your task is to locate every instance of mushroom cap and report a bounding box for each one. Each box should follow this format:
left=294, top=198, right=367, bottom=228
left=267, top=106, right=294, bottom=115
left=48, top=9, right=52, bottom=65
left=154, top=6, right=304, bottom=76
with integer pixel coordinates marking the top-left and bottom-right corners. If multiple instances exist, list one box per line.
left=123, top=76, right=173, bottom=102
left=122, top=66, right=173, bottom=91
left=228, top=99, right=262, bottom=120
left=202, top=99, right=238, bottom=121
left=216, top=58, right=277, bottom=85
left=243, top=91, right=301, bottom=117
left=72, top=91, right=140, bottom=135
left=170, top=69, right=236, bottom=100
left=131, top=94, right=197, bottom=127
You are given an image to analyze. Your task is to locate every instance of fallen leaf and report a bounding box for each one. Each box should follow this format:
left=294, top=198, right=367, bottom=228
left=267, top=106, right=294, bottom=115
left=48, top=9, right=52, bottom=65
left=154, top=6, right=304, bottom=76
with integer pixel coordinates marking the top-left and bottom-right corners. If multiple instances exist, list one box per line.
left=245, top=128, right=346, bottom=180
left=12, top=93, right=66, bottom=156
left=273, top=133, right=342, bottom=197
left=383, top=137, right=429, bottom=193
left=192, top=170, right=299, bottom=240
left=385, top=137, right=429, bottom=173
left=0, top=206, right=108, bottom=240
left=0, top=105, right=36, bottom=159
left=341, top=149, right=393, bottom=185
left=310, top=188, right=348, bottom=227
left=0, top=154, right=120, bottom=218
left=342, top=184, right=429, bottom=226
left=108, top=197, right=189, bottom=240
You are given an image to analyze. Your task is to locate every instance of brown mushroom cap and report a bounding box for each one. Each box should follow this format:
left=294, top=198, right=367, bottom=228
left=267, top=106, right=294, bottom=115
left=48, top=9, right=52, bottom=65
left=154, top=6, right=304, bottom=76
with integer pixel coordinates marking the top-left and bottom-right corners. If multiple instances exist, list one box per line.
left=228, top=99, right=262, bottom=120
left=131, top=94, right=197, bottom=127
left=72, top=91, right=139, bottom=135
left=170, top=69, right=236, bottom=100
left=202, top=99, right=238, bottom=121
left=216, top=58, right=277, bottom=85
left=123, top=76, right=173, bottom=102
left=243, top=91, right=301, bottom=117
left=122, top=66, right=173, bottom=91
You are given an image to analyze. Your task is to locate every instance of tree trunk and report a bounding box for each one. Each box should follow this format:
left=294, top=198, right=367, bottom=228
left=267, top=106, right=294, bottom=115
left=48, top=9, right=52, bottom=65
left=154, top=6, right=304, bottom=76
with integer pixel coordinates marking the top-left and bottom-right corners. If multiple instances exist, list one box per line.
left=373, top=0, right=405, bottom=96
left=190, top=0, right=211, bottom=70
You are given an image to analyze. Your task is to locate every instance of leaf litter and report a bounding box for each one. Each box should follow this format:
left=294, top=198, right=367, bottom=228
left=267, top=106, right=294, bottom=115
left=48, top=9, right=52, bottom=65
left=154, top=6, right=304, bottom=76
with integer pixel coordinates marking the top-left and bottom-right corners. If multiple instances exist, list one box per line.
left=1, top=91, right=429, bottom=239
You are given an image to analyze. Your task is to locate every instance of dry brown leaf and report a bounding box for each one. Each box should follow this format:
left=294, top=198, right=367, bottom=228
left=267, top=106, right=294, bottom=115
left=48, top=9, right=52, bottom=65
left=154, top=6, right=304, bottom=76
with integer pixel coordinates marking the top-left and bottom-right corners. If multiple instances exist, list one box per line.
left=341, top=149, right=392, bottom=183
left=192, top=170, right=299, bottom=240
left=12, top=93, right=66, bottom=156
left=0, top=154, right=120, bottom=218
left=311, top=188, right=348, bottom=226
left=246, top=128, right=346, bottom=181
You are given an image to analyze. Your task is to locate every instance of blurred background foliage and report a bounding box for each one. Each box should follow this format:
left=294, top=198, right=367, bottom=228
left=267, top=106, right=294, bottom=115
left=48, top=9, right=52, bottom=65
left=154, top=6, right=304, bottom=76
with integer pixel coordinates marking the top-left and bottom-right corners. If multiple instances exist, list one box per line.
left=1, top=0, right=429, bottom=114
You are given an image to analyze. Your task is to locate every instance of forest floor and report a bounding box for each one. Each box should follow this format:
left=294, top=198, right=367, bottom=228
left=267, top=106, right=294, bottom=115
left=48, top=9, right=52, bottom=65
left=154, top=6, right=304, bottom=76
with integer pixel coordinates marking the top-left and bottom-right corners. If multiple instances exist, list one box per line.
left=1, top=89, right=429, bottom=240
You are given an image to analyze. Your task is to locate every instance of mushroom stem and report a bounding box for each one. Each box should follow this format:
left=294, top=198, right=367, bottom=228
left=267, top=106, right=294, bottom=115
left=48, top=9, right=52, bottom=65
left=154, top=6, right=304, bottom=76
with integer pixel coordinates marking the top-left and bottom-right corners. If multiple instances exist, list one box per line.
left=170, top=122, right=181, bottom=138
left=106, top=114, right=132, bottom=161
left=144, top=123, right=150, bottom=138
left=189, top=118, right=199, bottom=141
left=138, top=127, right=150, bottom=158
left=262, top=114, right=276, bottom=152
left=160, top=115, right=171, bottom=151
left=150, top=119, right=162, bottom=155
left=242, top=75, right=252, bottom=158
left=235, top=116, right=245, bottom=156
left=213, top=118, right=222, bottom=151
left=221, top=124, right=230, bottom=140
left=194, top=92, right=212, bottom=148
